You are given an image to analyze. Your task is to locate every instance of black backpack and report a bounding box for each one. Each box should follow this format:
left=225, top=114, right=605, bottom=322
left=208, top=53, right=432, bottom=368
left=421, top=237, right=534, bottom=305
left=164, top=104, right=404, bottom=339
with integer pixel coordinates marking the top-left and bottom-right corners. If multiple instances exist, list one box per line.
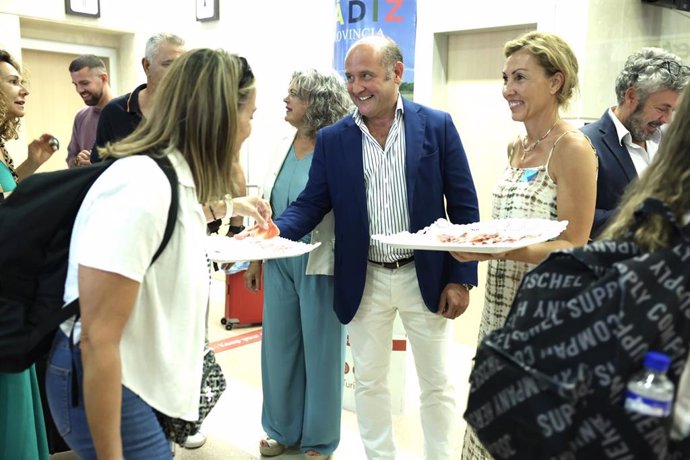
left=464, top=198, right=690, bottom=459
left=0, top=155, right=178, bottom=373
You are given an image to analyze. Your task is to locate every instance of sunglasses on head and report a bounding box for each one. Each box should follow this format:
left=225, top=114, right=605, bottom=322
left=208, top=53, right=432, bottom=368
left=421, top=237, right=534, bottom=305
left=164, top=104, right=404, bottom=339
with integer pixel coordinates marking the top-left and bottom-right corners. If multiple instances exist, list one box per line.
left=238, top=56, right=254, bottom=89
left=651, top=59, right=690, bottom=77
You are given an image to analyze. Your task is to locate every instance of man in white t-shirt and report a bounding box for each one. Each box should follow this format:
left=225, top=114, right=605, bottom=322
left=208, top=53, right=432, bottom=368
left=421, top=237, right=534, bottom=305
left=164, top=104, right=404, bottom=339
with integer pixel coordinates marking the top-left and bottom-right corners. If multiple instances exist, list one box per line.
left=582, top=47, right=689, bottom=237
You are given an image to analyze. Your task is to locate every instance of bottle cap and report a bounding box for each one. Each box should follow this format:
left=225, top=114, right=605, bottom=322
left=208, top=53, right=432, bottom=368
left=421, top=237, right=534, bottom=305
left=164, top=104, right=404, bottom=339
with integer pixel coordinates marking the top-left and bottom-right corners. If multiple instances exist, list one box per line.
left=643, top=351, right=671, bottom=373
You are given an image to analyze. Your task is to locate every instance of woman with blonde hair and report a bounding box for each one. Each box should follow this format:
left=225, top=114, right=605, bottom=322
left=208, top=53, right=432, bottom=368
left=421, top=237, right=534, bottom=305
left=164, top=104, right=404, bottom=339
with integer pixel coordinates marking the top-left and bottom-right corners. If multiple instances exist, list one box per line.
left=44, top=48, right=270, bottom=459
left=452, top=31, right=598, bottom=459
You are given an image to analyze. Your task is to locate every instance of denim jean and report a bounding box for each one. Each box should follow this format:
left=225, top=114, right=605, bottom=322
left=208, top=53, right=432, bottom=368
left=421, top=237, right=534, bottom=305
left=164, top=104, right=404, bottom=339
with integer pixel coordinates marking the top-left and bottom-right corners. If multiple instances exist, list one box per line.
left=45, top=331, right=172, bottom=460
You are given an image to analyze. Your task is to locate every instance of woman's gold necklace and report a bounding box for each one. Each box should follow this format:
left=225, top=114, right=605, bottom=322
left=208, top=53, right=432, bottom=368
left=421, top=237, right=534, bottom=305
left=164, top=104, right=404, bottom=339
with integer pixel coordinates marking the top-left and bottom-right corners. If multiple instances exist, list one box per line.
left=521, top=119, right=559, bottom=160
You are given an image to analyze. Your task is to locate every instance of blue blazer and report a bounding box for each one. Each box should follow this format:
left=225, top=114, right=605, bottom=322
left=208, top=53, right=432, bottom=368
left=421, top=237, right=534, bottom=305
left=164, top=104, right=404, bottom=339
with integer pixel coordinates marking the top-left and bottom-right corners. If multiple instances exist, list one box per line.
left=581, top=110, right=637, bottom=237
left=275, top=98, right=479, bottom=324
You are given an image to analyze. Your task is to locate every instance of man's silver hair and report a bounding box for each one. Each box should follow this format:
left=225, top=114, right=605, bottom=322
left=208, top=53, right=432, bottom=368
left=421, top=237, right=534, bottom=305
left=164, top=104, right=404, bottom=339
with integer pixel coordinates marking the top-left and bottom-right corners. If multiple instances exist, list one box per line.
left=614, top=47, right=690, bottom=105
left=145, top=32, right=185, bottom=62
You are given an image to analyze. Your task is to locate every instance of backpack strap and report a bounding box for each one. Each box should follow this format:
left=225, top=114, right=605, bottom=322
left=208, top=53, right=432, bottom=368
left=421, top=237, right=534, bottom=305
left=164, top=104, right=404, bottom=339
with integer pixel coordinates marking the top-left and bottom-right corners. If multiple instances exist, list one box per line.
left=150, top=155, right=179, bottom=264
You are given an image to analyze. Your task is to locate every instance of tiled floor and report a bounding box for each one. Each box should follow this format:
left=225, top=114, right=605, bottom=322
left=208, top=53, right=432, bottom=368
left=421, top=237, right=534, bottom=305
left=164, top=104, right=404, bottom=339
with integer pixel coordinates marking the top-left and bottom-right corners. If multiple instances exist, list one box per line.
left=53, top=271, right=476, bottom=459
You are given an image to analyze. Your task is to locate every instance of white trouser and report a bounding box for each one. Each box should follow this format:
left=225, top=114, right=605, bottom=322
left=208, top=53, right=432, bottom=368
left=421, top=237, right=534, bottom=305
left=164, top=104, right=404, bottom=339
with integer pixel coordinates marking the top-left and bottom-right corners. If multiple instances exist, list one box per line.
left=347, top=261, right=455, bottom=460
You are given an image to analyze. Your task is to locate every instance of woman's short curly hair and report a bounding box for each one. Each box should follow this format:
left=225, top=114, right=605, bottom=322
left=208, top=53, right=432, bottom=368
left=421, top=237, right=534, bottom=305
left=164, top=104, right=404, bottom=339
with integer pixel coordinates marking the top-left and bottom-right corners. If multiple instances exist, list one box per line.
left=504, top=31, right=580, bottom=108
left=289, top=69, right=353, bottom=137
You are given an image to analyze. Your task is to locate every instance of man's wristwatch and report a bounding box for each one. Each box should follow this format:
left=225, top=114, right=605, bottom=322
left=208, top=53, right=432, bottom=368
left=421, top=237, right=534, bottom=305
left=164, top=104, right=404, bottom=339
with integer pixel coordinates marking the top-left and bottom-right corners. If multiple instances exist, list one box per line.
left=461, top=283, right=474, bottom=291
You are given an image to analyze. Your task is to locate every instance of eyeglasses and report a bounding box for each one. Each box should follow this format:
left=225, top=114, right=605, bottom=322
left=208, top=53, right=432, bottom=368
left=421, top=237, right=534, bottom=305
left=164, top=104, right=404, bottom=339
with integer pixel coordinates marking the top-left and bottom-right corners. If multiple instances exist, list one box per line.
left=238, top=56, right=254, bottom=89
left=652, top=60, right=690, bottom=77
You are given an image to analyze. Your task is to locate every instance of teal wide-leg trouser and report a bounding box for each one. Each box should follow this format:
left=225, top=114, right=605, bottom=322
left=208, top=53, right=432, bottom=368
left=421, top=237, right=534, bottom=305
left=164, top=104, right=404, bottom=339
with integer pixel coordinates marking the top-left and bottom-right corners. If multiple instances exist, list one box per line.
left=261, top=254, right=345, bottom=455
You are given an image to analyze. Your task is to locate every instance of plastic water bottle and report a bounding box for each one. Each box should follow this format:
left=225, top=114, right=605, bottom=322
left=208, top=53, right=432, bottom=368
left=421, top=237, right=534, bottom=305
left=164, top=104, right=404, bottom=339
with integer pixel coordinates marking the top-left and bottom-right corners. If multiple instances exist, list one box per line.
left=624, top=351, right=675, bottom=417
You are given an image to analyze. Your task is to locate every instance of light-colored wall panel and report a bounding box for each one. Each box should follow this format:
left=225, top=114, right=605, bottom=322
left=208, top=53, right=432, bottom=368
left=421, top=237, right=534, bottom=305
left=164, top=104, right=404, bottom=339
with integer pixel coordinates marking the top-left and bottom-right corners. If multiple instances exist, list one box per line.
left=582, top=0, right=690, bottom=119
left=445, top=26, right=533, bottom=348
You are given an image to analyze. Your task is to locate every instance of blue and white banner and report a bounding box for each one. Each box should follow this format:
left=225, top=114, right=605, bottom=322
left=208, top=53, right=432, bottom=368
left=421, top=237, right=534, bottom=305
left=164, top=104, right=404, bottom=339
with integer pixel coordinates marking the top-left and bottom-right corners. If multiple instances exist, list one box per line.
left=333, top=0, right=417, bottom=98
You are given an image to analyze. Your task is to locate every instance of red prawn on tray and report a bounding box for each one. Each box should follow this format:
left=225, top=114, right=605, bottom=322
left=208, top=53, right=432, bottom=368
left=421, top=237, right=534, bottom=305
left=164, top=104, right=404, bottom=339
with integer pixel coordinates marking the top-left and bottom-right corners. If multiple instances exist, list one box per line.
left=244, top=219, right=280, bottom=240
left=207, top=220, right=322, bottom=263
left=436, top=230, right=539, bottom=245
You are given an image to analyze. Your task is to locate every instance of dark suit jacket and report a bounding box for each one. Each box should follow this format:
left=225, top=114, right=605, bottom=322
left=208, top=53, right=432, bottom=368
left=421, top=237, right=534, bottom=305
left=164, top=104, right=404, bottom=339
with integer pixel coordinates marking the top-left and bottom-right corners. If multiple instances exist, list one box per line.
left=276, top=98, right=479, bottom=324
left=581, top=110, right=638, bottom=237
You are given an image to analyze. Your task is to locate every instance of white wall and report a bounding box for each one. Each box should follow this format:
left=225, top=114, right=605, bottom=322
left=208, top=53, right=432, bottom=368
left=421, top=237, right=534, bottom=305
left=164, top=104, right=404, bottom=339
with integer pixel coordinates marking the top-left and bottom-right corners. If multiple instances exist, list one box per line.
left=415, top=0, right=690, bottom=117
left=414, top=0, right=594, bottom=118
left=199, top=2, right=337, bottom=187
left=582, top=0, right=690, bottom=118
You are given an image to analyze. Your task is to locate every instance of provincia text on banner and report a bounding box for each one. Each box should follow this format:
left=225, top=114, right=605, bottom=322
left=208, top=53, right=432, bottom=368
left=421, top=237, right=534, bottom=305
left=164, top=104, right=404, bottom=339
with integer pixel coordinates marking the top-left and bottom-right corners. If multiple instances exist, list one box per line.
left=333, top=0, right=417, bottom=99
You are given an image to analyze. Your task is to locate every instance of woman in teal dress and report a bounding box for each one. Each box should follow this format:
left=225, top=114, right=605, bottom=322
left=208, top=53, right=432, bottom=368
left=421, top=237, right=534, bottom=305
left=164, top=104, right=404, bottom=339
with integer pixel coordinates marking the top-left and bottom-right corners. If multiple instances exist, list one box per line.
left=1, top=49, right=58, bottom=459
left=244, top=69, right=352, bottom=459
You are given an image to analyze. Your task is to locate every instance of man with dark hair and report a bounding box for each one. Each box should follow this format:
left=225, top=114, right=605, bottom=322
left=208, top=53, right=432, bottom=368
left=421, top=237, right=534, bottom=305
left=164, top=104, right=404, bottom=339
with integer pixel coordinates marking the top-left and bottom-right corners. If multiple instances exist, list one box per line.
left=582, top=47, right=690, bottom=236
left=67, top=54, right=113, bottom=168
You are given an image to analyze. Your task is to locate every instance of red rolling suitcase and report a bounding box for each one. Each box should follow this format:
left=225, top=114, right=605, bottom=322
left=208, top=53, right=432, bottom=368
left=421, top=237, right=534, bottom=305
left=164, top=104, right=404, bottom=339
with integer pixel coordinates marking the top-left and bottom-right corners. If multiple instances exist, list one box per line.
left=220, top=268, right=264, bottom=330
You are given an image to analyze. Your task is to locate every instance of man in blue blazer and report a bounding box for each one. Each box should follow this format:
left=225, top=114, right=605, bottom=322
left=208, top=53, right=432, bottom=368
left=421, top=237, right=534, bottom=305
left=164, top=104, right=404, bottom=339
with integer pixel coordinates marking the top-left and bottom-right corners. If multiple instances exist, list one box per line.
left=275, top=36, right=479, bottom=460
left=582, top=47, right=689, bottom=237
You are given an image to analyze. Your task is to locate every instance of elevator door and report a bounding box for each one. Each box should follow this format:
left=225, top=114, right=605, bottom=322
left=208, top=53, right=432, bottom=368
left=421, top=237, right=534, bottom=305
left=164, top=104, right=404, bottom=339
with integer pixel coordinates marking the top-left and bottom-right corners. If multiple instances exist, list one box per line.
left=444, top=25, right=534, bottom=348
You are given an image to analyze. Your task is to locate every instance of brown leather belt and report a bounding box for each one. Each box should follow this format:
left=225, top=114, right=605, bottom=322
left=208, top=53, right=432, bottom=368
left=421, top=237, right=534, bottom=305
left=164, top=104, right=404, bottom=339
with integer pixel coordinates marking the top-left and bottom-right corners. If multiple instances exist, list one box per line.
left=368, top=256, right=415, bottom=269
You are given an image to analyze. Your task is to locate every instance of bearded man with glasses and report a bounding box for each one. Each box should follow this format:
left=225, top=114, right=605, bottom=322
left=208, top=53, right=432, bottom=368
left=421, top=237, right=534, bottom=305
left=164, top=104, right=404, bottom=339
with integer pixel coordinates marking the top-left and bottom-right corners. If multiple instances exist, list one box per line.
left=582, top=47, right=690, bottom=237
